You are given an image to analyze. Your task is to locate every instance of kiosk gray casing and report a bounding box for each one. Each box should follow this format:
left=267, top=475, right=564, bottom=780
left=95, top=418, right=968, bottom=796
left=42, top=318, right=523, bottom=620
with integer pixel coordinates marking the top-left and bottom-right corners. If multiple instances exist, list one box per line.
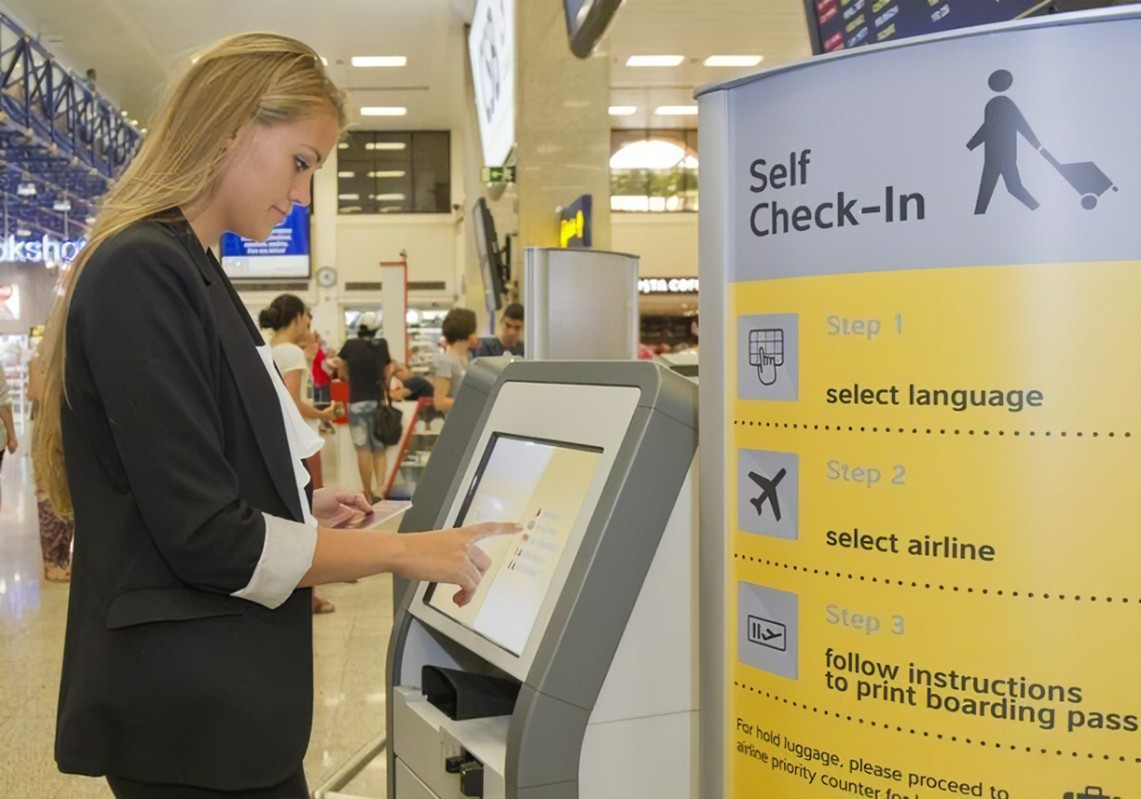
left=387, top=361, right=698, bottom=799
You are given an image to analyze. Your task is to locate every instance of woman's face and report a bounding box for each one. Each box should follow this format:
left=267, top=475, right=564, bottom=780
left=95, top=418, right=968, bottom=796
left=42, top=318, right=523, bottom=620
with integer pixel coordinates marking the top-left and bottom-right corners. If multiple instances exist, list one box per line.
left=288, top=312, right=313, bottom=345
left=215, top=113, right=340, bottom=241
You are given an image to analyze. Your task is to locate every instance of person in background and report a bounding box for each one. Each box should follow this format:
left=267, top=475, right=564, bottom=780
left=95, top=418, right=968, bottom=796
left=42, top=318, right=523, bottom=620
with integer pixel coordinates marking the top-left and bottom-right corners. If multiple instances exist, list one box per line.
left=31, top=33, right=516, bottom=797
left=338, top=312, right=393, bottom=501
left=260, top=294, right=339, bottom=615
left=471, top=302, right=524, bottom=357
left=388, top=359, right=434, bottom=401
left=260, top=294, right=337, bottom=430
left=0, top=369, right=17, bottom=506
left=310, top=332, right=337, bottom=433
left=434, top=307, right=479, bottom=414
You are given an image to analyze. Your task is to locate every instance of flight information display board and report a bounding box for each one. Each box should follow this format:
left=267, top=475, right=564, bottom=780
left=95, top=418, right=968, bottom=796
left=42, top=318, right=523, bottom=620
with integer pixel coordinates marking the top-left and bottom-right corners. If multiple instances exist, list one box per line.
left=808, top=0, right=1045, bottom=52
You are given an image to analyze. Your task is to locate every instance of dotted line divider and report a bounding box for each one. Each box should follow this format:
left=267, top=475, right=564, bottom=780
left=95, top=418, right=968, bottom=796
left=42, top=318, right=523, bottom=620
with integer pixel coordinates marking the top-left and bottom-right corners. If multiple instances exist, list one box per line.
left=732, top=420, right=1133, bottom=439
left=732, top=554, right=1141, bottom=605
left=733, top=680, right=1140, bottom=763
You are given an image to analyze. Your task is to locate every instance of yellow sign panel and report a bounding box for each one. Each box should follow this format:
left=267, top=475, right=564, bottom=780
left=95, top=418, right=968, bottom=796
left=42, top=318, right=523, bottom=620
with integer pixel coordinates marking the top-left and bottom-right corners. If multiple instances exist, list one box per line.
left=729, top=262, right=1140, bottom=797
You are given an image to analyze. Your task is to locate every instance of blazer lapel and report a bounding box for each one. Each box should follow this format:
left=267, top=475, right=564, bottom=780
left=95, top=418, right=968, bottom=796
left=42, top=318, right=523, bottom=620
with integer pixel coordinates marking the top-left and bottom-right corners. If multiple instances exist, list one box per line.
left=163, top=217, right=304, bottom=522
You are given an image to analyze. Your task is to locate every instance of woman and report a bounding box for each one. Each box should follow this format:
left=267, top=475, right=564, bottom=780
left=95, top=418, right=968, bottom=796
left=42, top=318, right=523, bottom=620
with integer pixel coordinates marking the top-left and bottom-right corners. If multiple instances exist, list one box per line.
left=433, top=307, right=480, bottom=414
left=33, top=33, right=514, bottom=798
left=0, top=368, right=17, bottom=506
left=260, top=293, right=338, bottom=613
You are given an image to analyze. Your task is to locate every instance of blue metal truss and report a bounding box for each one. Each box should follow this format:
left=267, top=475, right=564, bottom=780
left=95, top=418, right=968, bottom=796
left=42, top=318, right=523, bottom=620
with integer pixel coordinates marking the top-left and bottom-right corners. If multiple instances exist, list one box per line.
left=0, top=14, right=142, bottom=239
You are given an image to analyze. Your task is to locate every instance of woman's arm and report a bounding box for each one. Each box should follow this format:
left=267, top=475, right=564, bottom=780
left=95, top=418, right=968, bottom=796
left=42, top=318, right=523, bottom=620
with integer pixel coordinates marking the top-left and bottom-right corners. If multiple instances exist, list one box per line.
left=299, top=521, right=518, bottom=605
left=433, top=375, right=454, bottom=412
left=282, top=369, right=334, bottom=422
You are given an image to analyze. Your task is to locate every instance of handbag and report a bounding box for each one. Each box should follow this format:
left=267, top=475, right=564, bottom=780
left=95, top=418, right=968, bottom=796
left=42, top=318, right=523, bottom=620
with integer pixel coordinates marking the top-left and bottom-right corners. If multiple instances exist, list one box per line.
left=373, top=393, right=404, bottom=446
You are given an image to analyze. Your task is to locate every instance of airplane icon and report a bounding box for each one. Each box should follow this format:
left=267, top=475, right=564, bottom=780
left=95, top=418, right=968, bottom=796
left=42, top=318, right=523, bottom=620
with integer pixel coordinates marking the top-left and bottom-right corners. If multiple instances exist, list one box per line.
left=747, top=468, right=787, bottom=521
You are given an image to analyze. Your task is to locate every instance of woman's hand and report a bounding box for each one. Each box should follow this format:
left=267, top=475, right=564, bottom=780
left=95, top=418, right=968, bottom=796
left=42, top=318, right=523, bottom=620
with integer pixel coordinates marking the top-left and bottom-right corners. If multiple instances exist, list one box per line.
left=311, top=485, right=374, bottom=525
left=396, top=522, right=521, bottom=606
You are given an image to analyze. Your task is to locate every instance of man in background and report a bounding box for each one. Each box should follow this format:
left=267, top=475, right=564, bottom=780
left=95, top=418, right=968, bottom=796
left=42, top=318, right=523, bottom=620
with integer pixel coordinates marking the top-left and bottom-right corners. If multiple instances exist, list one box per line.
left=472, top=302, right=524, bottom=357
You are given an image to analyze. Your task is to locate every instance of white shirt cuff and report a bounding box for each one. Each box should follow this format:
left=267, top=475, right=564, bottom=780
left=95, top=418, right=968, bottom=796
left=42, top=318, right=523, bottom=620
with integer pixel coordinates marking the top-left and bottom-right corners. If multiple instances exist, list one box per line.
left=231, top=513, right=318, bottom=609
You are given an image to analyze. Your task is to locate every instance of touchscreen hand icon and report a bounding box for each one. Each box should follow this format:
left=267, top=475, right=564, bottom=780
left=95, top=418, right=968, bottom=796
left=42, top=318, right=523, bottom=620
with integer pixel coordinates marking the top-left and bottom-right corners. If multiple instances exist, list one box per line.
left=748, top=328, right=785, bottom=387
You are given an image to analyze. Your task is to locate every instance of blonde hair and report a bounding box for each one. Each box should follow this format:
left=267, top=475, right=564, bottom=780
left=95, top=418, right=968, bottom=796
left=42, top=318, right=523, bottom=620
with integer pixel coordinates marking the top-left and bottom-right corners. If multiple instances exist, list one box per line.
left=33, top=32, right=345, bottom=515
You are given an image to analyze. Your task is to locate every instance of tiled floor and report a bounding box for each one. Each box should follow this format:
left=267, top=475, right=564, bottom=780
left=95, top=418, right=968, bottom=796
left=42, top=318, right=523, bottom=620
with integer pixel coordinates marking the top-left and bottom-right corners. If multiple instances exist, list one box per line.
left=0, top=425, right=393, bottom=797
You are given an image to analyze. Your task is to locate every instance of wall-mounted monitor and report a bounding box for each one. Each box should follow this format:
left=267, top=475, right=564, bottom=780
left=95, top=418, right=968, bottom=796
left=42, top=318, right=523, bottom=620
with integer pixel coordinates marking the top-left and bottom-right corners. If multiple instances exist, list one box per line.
left=563, top=0, right=625, bottom=58
left=469, top=0, right=516, bottom=166
left=805, top=0, right=1047, bottom=53
left=220, top=204, right=311, bottom=280
left=472, top=197, right=506, bottom=319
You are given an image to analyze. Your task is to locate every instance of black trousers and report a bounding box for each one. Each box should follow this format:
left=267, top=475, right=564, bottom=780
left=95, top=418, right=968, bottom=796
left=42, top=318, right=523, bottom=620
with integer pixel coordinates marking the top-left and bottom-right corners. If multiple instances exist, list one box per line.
left=106, top=767, right=308, bottom=799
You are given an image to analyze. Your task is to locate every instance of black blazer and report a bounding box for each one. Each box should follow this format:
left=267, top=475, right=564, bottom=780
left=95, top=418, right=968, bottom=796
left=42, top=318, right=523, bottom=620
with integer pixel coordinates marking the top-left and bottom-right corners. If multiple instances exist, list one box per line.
left=57, top=214, right=314, bottom=789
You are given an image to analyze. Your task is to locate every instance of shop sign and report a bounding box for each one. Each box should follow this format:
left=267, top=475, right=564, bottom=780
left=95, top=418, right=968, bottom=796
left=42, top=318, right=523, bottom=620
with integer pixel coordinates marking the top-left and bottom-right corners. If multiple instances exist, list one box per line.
left=0, top=235, right=87, bottom=265
left=0, top=284, right=18, bottom=320
left=559, top=194, right=592, bottom=248
left=638, top=277, right=699, bottom=295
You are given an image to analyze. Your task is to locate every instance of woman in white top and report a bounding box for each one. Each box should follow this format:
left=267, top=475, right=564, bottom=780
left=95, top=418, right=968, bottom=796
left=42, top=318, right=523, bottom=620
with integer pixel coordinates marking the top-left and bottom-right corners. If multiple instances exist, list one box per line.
left=259, top=294, right=336, bottom=428
left=260, top=293, right=338, bottom=613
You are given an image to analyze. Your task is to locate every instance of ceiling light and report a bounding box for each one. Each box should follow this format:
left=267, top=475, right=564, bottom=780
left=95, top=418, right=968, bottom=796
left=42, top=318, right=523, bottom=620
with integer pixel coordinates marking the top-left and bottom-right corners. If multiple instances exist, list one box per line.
left=338, top=171, right=355, bottom=178
left=338, top=142, right=349, bottom=149
left=366, top=142, right=408, bottom=151
left=374, top=193, right=406, bottom=201
left=361, top=106, right=407, bottom=116
left=609, top=140, right=687, bottom=170
left=626, top=55, right=685, bottom=67
left=608, top=106, right=637, bottom=116
left=352, top=56, right=407, bottom=68
left=654, top=105, right=699, bottom=116
left=704, top=55, right=764, bottom=67
left=339, top=193, right=360, bottom=201
left=368, top=170, right=407, bottom=178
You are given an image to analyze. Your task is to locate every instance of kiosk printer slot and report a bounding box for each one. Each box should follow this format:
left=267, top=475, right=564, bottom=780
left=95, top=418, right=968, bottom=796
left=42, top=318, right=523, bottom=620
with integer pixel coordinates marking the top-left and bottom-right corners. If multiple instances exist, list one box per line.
left=387, top=361, right=698, bottom=799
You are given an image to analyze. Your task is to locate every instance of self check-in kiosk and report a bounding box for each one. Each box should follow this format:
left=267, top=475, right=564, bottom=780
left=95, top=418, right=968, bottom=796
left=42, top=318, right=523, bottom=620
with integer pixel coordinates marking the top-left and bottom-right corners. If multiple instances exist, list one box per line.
left=386, top=360, right=698, bottom=799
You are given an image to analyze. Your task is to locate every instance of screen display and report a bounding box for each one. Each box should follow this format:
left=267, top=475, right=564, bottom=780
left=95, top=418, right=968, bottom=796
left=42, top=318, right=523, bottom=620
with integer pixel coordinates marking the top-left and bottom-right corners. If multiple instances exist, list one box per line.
left=809, top=0, right=1045, bottom=53
left=220, top=204, right=311, bottom=280
left=426, top=434, right=603, bottom=655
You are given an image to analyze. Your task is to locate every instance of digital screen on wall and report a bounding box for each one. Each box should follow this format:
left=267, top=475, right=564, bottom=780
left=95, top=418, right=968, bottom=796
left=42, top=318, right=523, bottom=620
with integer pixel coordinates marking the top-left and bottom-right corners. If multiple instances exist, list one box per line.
left=563, top=0, right=625, bottom=58
left=469, top=0, right=516, bottom=166
left=806, top=0, right=1046, bottom=53
left=220, top=205, right=311, bottom=280
left=425, top=434, right=603, bottom=656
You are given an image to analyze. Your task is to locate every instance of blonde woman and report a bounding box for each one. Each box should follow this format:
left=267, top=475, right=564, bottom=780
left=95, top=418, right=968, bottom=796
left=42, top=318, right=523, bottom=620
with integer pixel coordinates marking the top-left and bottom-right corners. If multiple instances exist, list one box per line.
left=33, top=33, right=515, bottom=798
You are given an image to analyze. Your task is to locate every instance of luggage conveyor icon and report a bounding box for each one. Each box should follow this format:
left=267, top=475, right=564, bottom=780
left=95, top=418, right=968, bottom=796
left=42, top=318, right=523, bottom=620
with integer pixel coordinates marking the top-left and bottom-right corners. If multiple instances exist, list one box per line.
left=1040, top=148, right=1118, bottom=209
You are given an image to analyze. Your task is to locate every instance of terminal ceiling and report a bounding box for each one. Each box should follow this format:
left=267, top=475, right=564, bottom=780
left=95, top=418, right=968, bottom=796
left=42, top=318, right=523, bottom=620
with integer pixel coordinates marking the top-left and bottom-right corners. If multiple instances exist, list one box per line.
left=3, top=0, right=812, bottom=134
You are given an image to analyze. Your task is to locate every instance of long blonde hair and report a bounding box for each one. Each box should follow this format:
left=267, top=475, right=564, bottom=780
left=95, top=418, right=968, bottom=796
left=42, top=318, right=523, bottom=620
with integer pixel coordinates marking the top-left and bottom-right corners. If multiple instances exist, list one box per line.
left=33, top=32, right=345, bottom=515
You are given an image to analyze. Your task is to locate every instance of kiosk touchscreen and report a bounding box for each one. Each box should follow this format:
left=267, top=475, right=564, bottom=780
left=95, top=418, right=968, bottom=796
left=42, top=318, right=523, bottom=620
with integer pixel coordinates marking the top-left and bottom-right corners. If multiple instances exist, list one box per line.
left=424, top=435, right=602, bottom=657
left=388, top=361, right=698, bottom=799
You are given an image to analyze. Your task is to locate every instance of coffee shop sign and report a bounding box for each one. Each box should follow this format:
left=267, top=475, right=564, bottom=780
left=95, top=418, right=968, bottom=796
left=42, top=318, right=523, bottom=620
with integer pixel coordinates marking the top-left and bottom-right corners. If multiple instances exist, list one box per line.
left=638, top=277, right=699, bottom=295
left=0, top=235, right=87, bottom=266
